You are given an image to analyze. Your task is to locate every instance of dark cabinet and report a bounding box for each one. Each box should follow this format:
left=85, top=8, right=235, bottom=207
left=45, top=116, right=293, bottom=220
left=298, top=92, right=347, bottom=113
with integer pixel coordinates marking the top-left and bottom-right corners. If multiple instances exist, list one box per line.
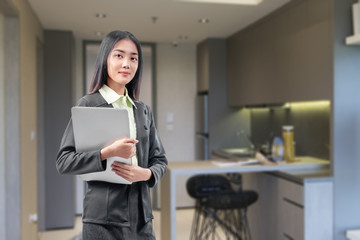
left=39, top=30, right=75, bottom=230
left=197, top=40, right=209, bottom=93
left=227, top=0, right=333, bottom=106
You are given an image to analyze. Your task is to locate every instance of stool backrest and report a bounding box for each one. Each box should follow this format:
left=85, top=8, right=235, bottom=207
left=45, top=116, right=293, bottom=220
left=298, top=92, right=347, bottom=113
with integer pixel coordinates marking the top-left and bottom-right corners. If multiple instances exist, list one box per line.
left=186, top=175, right=232, bottom=199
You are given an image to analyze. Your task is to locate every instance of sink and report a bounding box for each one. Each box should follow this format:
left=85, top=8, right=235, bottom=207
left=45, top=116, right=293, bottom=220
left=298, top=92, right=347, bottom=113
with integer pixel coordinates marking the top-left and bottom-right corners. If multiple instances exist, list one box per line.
left=213, top=148, right=253, bottom=159
left=222, top=148, right=251, bottom=154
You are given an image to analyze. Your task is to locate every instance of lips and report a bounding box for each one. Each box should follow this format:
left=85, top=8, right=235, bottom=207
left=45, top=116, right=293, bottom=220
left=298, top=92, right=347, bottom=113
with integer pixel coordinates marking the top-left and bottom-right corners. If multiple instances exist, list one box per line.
left=119, top=71, right=130, bottom=76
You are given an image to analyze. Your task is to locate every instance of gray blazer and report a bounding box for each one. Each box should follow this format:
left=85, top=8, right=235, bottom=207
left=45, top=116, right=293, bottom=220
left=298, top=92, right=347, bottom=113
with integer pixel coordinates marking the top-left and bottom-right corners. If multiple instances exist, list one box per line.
left=56, top=91, right=168, bottom=226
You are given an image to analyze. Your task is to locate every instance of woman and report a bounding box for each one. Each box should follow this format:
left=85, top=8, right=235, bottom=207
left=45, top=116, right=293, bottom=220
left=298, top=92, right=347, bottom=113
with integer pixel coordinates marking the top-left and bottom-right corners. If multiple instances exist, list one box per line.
left=56, top=30, right=167, bottom=240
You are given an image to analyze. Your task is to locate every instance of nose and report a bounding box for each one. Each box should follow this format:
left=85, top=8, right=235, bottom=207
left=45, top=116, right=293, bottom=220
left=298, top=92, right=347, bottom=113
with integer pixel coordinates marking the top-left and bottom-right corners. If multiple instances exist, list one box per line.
left=122, top=57, right=130, bottom=69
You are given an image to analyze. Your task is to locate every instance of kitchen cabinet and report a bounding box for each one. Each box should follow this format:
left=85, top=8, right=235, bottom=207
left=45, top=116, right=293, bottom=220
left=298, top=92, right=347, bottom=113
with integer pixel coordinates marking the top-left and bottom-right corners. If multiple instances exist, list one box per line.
left=227, top=0, right=332, bottom=106
left=197, top=40, right=209, bottom=93
left=160, top=157, right=330, bottom=240
left=277, top=176, right=304, bottom=239
left=242, top=170, right=333, bottom=240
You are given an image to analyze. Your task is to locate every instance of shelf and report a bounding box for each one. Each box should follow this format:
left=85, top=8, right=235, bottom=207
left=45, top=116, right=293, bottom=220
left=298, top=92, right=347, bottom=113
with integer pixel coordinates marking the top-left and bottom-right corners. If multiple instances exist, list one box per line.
left=346, top=34, right=360, bottom=45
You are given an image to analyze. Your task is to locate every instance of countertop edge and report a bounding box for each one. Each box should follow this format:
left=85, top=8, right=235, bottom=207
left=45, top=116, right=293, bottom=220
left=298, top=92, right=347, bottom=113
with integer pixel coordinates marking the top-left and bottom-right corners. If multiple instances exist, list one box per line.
left=267, top=169, right=332, bottom=185
left=167, top=156, right=331, bottom=182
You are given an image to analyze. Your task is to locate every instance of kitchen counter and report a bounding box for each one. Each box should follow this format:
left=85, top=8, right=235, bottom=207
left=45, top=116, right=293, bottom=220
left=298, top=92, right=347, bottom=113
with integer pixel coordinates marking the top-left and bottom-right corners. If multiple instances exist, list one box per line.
left=160, top=156, right=330, bottom=240
left=347, top=229, right=360, bottom=240
left=268, top=168, right=332, bottom=185
left=241, top=163, right=333, bottom=239
left=165, top=156, right=329, bottom=174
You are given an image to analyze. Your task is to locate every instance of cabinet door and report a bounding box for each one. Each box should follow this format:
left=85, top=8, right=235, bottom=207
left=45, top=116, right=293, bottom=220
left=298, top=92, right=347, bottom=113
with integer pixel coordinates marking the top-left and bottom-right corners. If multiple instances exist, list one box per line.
left=274, top=0, right=332, bottom=103
left=227, top=19, right=277, bottom=106
left=226, top=0, right=332, bottom=106
left=242, top=173, right=279, bottom=240
left=244, top=172, right=333, bottom=240
left=243, top=173, right=305, bottom=240
left=277, top=178, right=304, bottom=240
left=197, top=40, right=209, bottom=93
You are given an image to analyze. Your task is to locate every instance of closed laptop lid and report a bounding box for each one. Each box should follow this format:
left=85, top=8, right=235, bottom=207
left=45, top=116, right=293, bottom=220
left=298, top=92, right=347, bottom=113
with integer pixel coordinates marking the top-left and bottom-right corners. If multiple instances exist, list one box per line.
left=71, top=106, right=132, bottom=184
left=71, top=106, right=130, bottom=152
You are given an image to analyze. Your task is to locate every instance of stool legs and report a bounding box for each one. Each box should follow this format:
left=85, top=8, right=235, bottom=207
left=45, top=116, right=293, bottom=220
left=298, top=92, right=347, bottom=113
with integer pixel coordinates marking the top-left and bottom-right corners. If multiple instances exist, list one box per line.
left=189, top=204, right=253, bottom=240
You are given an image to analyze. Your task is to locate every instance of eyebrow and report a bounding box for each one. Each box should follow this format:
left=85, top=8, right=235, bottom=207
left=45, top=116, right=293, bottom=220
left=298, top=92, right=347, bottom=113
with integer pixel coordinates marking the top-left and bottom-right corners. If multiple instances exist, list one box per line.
left=113, top=49, right=138, bottom=56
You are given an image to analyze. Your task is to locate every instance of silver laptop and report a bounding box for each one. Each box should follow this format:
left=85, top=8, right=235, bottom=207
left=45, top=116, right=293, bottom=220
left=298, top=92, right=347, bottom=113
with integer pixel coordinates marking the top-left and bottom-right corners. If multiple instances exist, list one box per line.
left=71, top=106, right=132, bottom=184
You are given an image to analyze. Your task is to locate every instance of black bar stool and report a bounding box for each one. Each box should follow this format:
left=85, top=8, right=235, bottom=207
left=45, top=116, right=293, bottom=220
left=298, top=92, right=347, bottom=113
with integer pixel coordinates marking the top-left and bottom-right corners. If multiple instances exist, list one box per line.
left=186, top=174, right=258, bottom=240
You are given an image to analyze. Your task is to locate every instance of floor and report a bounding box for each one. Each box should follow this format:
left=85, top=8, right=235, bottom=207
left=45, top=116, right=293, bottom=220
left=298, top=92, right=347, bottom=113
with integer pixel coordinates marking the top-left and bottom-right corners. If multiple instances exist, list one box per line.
left=38, top=209, right=195, bottom=240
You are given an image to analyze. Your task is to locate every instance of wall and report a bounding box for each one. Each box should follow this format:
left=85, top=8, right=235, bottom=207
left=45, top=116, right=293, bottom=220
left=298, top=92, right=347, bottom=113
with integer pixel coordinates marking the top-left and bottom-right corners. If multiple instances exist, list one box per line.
left=0, top=13, right=21, bottom=240
left=333, top=0, right=360, bottom=238
left=156, top=43, right=197, bottom=208
left=251, top=101, right=330, bottom=160
left=156, top=43, right=197, bottom=161
left=0, top=12, right=6, bottom=240
left=3, top=0, right=43, bottom=239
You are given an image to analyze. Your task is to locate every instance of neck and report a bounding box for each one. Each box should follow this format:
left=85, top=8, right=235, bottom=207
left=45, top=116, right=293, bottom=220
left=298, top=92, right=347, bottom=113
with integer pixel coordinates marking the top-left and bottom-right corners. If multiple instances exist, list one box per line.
left=107, top=82, right=125, bottom=95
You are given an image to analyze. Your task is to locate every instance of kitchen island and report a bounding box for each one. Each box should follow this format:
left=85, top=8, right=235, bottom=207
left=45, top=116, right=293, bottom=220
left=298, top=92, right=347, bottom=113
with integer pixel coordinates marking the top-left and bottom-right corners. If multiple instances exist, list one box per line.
left=242, top=168, right=333, bottom=239
left=160, top=157, right=330, bottom=240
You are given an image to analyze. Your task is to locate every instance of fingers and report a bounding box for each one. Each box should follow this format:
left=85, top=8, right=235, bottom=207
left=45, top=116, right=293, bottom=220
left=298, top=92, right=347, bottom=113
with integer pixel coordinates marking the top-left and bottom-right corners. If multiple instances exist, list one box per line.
left=125, top=142, right=136, bottom=158
left=111, top=163, right=135, bottom=181
left=122, top=149, right=135, bottom=159
left=110, top=137, right=138, bottom=159
left=112, top=162, right=131, bottom=171
left=111, top=164, right=151, bottom=183
left=122, top=138, right=139, bottom=144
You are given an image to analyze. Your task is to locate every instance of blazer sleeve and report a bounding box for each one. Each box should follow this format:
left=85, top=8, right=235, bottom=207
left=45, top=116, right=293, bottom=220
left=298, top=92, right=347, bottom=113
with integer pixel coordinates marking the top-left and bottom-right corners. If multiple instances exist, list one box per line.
left=56, top=97, right=106, bottom=175
left=146, top=106, right=168, bottom=188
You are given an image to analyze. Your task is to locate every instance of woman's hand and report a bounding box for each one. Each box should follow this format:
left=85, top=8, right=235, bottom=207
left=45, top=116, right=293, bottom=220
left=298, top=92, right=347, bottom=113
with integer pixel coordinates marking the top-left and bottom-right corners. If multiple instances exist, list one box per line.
left=111, top=162, right=152, bottom=183
left=100, top=137, right=138, bottom=160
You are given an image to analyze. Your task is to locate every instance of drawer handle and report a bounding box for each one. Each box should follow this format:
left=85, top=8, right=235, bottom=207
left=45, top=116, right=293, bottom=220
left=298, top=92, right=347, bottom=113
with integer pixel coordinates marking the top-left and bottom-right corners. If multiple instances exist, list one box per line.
left=281, top=232, right=294, bottom=240
left=282, top=197, right=304, bottom=209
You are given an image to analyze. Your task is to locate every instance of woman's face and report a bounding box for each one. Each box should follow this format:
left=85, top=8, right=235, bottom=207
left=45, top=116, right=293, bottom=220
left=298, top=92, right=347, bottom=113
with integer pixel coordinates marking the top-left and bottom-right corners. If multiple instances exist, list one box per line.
left=107, top=38, right=139, bottom=92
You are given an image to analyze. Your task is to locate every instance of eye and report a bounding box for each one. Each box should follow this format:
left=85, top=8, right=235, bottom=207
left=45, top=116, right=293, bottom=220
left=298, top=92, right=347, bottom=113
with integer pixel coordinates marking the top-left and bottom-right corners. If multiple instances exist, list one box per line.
left=115, top=54, right=123, bottom=58
left=131, top=57, right=138, bottom=62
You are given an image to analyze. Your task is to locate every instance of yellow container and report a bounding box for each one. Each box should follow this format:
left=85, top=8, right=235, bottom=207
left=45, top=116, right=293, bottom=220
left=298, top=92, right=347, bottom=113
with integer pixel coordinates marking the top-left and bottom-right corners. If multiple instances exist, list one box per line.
left=282, top=125, right=295, bottom=162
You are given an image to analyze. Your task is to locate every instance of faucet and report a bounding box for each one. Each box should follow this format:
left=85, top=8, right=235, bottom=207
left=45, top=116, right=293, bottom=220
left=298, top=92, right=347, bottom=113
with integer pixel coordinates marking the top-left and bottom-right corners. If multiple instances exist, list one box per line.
left=240, top=130, right=255, bottom=157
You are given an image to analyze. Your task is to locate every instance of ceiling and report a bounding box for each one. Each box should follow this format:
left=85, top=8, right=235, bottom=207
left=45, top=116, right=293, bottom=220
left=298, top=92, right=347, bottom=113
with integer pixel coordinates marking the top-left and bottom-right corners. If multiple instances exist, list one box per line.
left=28, top=0, right=290, bottom=44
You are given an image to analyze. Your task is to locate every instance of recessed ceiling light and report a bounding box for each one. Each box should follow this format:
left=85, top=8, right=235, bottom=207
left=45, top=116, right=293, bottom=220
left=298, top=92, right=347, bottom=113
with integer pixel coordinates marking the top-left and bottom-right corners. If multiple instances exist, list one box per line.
left=176, top=0, right=262, bottom=5
left=198, top=18, right=209, bottom=23
left=178, top=35, right=189, bottom=40
left=94, top=31, right=103, bottom=36
left=151, top=16, right=159, bottom=23
left=95, top=13, right=107, bottom=19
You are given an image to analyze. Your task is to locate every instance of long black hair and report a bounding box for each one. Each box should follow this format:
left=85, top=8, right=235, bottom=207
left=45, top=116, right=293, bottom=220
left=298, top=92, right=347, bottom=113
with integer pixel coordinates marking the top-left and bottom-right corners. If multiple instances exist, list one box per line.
left=89, top=30, right=143, bottom=100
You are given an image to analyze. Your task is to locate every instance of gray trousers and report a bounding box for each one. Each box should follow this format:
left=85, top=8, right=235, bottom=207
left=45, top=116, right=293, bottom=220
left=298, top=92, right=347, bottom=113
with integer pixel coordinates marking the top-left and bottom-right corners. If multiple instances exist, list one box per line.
left=82, top=182, right=156, bottom=240
left=82, top=221, right=155, bottom=240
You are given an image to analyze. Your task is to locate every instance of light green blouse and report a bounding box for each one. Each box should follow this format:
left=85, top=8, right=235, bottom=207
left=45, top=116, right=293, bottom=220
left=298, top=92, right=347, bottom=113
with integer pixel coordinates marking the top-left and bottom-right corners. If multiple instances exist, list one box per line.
left=99, top=84, right=138, bottom=165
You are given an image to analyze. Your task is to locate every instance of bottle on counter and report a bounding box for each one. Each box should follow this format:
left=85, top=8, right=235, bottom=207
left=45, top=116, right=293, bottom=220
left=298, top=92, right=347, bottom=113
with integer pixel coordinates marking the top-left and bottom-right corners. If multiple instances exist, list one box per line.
left=271, top=137, right=284, bottom=163
left=282, top=125, right=295, bottom=163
